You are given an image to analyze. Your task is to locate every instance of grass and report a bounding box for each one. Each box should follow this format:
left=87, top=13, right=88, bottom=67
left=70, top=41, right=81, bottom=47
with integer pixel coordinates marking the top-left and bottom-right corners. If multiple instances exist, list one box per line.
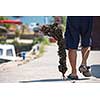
left=36, top=36, right=50, bottom=57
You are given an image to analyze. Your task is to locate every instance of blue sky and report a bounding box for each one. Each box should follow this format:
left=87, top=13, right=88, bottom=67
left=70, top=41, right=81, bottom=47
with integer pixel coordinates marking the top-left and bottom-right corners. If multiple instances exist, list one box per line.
left=7, top=16, right=54, bottom=25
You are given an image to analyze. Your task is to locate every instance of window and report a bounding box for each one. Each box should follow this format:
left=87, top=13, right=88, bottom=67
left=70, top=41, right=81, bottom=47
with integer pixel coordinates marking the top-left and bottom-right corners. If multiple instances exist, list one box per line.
left=0, top=49, right=3, bottom=55
left=6, top=49, right=13, bottom=56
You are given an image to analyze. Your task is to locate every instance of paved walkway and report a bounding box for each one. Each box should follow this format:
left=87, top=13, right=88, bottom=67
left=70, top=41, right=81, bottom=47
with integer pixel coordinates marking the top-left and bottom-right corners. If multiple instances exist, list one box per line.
left=0, top=43, right=100, bottom=83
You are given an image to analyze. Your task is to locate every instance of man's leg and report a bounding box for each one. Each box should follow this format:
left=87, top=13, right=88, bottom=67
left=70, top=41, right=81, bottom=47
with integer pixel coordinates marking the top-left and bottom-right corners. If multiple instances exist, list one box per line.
left=81, top=47, right=91, bottom=66
left=65, top=16, right=80, bottom=79
left=79, top=17, right=93, bottom=77
left=68, top=49, right=77, bottom=76
left=79, top=46, right=91, bottom=77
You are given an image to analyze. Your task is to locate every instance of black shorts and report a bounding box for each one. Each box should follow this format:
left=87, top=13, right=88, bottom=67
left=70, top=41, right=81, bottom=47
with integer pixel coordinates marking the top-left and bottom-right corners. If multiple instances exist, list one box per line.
left=64, top=16, right=93, bottom=49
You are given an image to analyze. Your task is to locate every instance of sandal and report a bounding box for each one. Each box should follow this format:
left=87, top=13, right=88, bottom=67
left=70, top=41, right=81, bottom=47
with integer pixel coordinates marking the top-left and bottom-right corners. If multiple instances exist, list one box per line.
left=79, top=65, right=91, bottom=77
left=67, top=74, right=78, bottom=80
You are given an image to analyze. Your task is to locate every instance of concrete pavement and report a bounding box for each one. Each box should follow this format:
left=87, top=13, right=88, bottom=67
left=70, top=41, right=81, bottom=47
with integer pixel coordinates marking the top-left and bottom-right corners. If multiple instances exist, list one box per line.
left=0, top=43, right=100, bottom=83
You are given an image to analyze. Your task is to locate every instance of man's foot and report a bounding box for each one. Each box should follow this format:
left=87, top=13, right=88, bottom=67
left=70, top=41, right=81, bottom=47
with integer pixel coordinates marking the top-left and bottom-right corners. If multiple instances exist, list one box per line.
left=67, top=74, right=78, bottom=80
left=79, top=65, right=91, bottom=77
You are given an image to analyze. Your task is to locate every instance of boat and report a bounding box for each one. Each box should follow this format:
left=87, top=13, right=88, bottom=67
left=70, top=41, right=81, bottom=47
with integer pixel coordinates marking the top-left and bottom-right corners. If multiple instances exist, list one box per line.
left=0, top=44, right=18, bottom=63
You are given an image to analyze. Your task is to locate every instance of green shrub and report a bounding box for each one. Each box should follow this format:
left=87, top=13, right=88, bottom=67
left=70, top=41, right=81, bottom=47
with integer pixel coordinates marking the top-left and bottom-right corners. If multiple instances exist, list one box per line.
left=42, top=37, right=50, bottom=45
left=0, top=16, right=11, bottom=29
left=0, top=41, right=7, bottom=44
left=32, top=36, right=43, bottom=45
left=32, top=36, right=50, bottom=46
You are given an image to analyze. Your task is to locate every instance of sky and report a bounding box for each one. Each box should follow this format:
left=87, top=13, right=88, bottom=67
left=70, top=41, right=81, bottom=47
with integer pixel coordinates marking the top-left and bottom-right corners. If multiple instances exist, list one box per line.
left=7, top=16, right=54, bottom=25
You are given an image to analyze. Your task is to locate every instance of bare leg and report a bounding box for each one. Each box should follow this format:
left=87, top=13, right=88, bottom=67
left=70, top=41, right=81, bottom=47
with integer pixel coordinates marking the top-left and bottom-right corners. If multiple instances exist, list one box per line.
left=81, top=47, right=91, bottom=66
left=68, top=49, right=77, bottom=76
left=79, top=46, right=91, bottom=77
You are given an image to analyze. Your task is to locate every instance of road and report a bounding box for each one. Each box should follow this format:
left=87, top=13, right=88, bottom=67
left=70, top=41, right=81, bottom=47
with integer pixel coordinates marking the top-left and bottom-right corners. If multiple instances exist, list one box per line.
left=0, top=43, right=100, bottom=83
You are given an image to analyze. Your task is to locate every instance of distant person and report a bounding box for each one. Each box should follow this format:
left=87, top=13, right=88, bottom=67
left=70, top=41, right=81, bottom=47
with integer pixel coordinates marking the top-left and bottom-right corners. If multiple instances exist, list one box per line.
left=33, top=23, right=40, bottom=33
left=64, top=16, right=93, bottom=80
left=54, top=16, right=62, bottom=24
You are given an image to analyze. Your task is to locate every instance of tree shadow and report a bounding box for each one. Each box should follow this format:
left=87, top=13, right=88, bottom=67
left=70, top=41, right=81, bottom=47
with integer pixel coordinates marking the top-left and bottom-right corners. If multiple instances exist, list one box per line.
left=19, top=78, right=90, bottom=83
left=91, top=64, right=100, bottom=78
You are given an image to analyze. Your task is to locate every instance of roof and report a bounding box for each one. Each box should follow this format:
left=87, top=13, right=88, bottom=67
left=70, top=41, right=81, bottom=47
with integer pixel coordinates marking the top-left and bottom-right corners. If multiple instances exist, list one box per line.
left=0, top=20, right=22, bottom=24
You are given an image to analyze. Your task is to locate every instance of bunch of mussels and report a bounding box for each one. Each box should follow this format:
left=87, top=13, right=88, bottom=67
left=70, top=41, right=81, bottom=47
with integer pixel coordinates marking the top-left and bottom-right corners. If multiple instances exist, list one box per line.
left=41, top=23, right=67, bottom=79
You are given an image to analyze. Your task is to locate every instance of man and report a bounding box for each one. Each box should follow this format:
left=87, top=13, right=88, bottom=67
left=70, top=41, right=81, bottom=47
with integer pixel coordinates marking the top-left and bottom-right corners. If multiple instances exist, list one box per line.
left=65, top=16, right=93, bottom=80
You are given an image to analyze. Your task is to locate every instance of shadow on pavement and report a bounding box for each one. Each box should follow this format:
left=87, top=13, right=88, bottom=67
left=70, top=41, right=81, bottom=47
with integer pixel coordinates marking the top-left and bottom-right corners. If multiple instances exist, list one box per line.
left=91, top=64, right=100, bottom=78
left=20, top=78, right=90, bottom=83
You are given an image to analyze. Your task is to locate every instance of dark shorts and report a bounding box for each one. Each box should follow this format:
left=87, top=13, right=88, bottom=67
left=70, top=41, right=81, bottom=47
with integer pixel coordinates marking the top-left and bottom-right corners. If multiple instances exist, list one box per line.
left=64, top=16, right=93, bottom=49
